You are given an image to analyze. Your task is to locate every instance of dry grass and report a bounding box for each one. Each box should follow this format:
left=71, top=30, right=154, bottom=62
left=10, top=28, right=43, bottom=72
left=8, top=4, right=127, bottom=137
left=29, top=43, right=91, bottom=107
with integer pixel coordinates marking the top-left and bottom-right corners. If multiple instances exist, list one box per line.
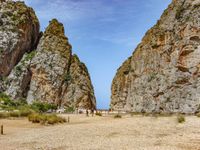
left=114, top=114, right=122, bottom=118
left=0, top=109, right=33, bottom=119
left=196, top=112, right=200, bottom=117
left=95, top=111, right=102, bottom=116
left=28, top=113, right=66, bottom=125
left=177, top=115, right=185, bottom=123
left=0, top=114, right=200, bottom=150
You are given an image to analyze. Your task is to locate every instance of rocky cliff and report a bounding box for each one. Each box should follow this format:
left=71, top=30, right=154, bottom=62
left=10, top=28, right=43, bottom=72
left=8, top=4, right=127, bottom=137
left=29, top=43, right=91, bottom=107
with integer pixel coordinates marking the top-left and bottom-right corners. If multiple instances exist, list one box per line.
left=1, top=1, right=96, bottom=109
left=0, top=0, right=40, bottom=76
left=111, top=0, right=200, bottom=113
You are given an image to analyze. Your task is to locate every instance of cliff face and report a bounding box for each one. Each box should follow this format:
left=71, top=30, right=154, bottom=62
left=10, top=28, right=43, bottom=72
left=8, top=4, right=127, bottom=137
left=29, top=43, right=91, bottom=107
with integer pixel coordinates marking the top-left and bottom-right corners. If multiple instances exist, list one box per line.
left=1, top=2, right=96, bottom=109
left=111, top=0, right=200, bottom=113
left=26, top=19, right=72, bottom=105
left=0, top=0, right=40, bottom=76
left=62, top=55, right=96, bottom=109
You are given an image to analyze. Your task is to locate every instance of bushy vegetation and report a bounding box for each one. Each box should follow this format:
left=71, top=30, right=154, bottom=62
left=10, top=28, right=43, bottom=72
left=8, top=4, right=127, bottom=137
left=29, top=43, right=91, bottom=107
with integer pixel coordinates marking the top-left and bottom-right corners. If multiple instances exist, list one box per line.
left=64, top=106, right=75, bottom=113
left=176, top=7, right=185, bottom=19
left=177, top=115, right=185, bottom=123
left=64, top=73, right=72, bottom=82
left=0, top=92, right=27, bottom=111
left=24, top=51, right=37, bottom=62
left=30, top=101, right=57, bottom=113
left=0, top=93, right=57, bottom=119
left=0, top=98, right=56, bottom=114
left=28, top=113, right=66, bottom=125
left=114, top=114, right=122, bottom=119
left=95, top=111, right=102, bottom=116
left=15, top=65, right=22, bottom=76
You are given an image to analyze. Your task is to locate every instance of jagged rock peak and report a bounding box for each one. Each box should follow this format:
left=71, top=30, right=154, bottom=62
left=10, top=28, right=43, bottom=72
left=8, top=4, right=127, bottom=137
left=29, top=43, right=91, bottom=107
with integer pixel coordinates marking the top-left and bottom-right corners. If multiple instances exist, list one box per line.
left=111, top=0, right=200, bottom=113
left=40, top=19, right=71, bottom=58
left=44, top=19, right=66, bottom=38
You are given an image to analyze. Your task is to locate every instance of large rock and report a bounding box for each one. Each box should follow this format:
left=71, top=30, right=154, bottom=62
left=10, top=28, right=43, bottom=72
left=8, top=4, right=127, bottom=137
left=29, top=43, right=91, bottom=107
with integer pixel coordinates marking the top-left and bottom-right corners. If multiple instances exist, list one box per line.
left=5, top=19, right=96, bottom=109
left=0, top=0, right=40, bottom=76
left=61, top=54, right=96, bottom=109
left=26, top=19, right=72, bottom=105
left=111, top=0, right=200, bottom=113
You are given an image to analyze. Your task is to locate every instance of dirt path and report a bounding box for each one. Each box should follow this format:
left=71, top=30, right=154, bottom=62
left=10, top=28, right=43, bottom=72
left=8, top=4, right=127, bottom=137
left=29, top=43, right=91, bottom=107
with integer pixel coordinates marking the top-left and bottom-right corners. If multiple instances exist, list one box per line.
left=0, top=114, right=200, bottom=150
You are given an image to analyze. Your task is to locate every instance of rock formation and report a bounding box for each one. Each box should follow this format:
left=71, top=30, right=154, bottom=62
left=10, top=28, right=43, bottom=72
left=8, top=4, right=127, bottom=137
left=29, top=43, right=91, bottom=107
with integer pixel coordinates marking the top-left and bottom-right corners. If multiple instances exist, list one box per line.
left=0, top=0, right=40, bottom=76
left=1, top=1, right=96, bottom=109
left=62, top=54, right=96, bottom=109
left=111, top=0, right=200, bottom=113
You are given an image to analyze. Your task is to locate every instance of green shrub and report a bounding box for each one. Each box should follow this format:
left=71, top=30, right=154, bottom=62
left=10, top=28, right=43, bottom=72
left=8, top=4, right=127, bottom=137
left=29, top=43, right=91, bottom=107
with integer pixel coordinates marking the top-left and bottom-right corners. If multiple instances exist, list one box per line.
left=64, top=107, right=75, bottom=113
left=24, top=51, right=36, bottom=61
left=177, top=115, right=185, bottom=123
left=114, top=114, right=122, bottom=119
left=176, top=7, right=185, bottom=19
left=64, top=73, right=71, bottom=82
left=95, top=112, right=102, bottom=116
left=0, top=93, right=27, bottom=110
left=0, top=92, right=13, bottom=105
left=15, top=65, right=22, bottom=76
left=31, top=101, right=57, bottom=113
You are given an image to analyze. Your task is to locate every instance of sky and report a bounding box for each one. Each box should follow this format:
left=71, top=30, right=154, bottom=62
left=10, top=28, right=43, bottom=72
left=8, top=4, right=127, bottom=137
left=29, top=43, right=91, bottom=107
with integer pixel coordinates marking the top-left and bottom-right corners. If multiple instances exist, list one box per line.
left=20, top=0, right=171, bottom=109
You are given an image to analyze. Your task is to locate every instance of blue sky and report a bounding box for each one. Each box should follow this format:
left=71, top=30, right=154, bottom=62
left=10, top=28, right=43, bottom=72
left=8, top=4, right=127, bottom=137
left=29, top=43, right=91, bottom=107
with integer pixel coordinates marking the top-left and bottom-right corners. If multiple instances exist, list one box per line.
left=22, top=0, right=171, bottom=109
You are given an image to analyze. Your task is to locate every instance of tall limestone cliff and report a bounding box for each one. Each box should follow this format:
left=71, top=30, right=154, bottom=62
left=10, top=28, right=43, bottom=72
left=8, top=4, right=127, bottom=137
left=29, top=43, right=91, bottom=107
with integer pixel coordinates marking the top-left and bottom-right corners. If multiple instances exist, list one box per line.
left=62, top=54, right=96, bottom=109
left=0, top=0, right=40, bottom=77
left=111, top=0, right=200, bottom=113
left=1, top=1, right=96, bottom=109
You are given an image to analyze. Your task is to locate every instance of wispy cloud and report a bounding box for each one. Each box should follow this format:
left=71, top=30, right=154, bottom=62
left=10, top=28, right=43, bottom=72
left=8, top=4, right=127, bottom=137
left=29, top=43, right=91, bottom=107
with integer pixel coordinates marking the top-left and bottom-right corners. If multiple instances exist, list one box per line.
left=20, top=0, right=116, bottom=22
left=15, top=0, right=166, bottom=47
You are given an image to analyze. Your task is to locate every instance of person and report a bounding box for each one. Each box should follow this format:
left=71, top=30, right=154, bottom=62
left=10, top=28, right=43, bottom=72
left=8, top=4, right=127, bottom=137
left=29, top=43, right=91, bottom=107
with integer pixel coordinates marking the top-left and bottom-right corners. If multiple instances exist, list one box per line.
left=86, top=109, right=89, bottom=117
left=91, top=108, right=94, bottom=117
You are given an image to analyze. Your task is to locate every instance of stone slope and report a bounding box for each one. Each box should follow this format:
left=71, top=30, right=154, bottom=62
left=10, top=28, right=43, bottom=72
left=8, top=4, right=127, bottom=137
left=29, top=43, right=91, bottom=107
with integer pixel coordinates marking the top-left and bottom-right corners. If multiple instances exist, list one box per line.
left=111, top=0, right=200, bottom=113
left=0, top=0, right=40, bottom=76
left=5, top=18, right=96, bottom=109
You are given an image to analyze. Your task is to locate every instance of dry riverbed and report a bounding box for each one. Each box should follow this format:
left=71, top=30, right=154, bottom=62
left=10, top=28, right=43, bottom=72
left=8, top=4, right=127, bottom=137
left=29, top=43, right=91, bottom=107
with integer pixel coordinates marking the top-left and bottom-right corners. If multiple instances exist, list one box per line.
left=0, top=114, right=200, bottom=150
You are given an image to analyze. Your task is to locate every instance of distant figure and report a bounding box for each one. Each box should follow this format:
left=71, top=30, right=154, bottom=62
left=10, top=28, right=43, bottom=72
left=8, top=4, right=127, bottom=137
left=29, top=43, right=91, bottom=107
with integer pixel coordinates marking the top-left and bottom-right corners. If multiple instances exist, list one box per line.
left=86, top=109, right=89, bottom=117
left=108, top=108, right=111, bottom=114
left=91, top=108, right=94, bottom=117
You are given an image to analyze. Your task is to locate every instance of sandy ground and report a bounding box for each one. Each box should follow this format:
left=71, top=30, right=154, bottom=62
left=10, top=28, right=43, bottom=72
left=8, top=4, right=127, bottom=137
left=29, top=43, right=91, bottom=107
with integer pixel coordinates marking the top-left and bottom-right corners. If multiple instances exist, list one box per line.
left=0, top=114, right=200, bottom=150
